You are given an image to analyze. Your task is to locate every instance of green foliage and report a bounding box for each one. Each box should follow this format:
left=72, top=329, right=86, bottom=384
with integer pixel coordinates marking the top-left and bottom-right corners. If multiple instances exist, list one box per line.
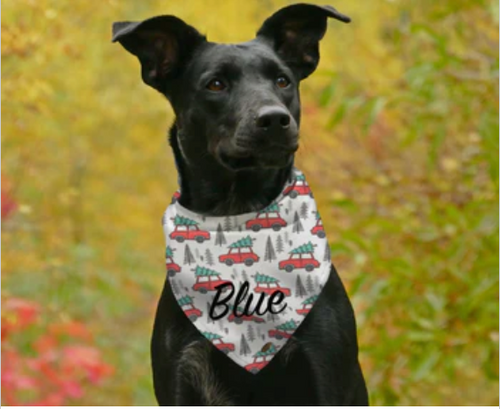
left=177, top=296, right=194, bottom=307
left=290, top=242, right=315, bottom=254
left=193, top=266, right=220, bottom=277
left=276, top=320, right=297, bottom=331
left=228, top=235, right=254, bottom=248
left=202, top=332, right=223, bottom=341
left=255, top=273, right=278, bottom=283
left=302, top=295, right=319, bottom=305
left=173, top=215, right=198, bottom=226
left=1, top=0, right=498, bottom=405
left=255, top=344, right=278, bottom=357
left=262, top=203, right=280, bottom=213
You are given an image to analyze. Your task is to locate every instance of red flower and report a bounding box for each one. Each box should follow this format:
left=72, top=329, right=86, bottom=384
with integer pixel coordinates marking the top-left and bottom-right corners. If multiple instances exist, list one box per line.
left=1, top=297, right=114, bottom=405
left=1, top=175, right=17, bottom=220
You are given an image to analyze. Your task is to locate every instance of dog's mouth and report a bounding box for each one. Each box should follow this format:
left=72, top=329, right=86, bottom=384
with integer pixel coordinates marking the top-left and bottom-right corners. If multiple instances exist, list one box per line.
left=216, top=143, right=298, bottom=171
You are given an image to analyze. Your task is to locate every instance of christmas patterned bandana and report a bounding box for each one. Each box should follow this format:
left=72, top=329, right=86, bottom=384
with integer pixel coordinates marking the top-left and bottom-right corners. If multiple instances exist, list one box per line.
left=162, top=168, right=331, bottom=374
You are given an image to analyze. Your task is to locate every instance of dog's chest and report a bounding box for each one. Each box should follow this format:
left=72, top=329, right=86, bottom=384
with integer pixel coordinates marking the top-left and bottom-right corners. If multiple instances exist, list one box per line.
left=162, top=168, right=331, bottom=373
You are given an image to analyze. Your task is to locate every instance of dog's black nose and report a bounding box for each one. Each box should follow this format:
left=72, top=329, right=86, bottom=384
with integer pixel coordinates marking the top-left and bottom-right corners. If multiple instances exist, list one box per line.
left=255, top=106, right=291, bottom=130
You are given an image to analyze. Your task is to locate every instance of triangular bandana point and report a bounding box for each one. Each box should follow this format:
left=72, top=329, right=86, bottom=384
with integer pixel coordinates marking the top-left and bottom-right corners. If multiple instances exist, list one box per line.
left=162, top=168, right=331, bottom=374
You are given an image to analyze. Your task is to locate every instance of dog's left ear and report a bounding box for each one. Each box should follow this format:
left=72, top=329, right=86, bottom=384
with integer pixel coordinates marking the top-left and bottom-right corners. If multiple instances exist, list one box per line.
left=256, top=4, right=350, bottom=80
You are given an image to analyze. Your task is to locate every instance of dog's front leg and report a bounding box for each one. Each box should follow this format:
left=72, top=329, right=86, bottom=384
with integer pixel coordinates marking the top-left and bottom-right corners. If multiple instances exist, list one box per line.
left=172, top=341, right=234, bottom=406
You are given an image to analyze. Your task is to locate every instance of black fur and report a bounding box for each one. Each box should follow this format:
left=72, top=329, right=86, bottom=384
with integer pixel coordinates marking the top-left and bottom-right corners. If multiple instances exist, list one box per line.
left=113, top=3, right=368, bottom=405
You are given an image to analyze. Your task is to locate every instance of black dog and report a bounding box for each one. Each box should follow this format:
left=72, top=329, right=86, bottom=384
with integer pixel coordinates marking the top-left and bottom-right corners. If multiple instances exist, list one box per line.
left=113, top=3, right=368, bottom=405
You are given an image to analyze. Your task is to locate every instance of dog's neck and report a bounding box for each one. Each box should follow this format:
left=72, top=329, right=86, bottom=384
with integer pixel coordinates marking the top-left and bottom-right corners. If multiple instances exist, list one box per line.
left=169, top=125, right=293, bottom=216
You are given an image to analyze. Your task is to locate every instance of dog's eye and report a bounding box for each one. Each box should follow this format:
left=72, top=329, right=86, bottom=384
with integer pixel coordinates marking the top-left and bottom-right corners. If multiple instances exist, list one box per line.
left=276, top=76, right=290, bottom=88
left=206, top=79, right=226, bottom=92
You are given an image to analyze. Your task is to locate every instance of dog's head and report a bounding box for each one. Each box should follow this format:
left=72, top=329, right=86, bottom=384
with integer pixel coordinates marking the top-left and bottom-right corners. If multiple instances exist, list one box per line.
left=112, top=4, right=350, bottom=172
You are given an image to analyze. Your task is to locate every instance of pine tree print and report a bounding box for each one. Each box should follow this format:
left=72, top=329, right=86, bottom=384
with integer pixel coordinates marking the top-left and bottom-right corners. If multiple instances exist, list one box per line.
left=206, top=302, right=213, bottom=324
left=178, top=280, right=188, bottom=292
left=300, top=202, right=309, bottom=219
left=306, top=275, right=315, bottom=293
left=241, top=270, right=249, bottom=283
left=205, top=248, right=215, bottom=266
left=195, top=248, right=201, bottom=259
left=292, top=211, right=304, bottom=233
left=240, top=334, right=251, bottom=356
left=215, top=223, right=226, bottom=246
left=184, top=244, right=196, bottom=265
left=264, top=236, right=277, bottom=262
left=267, top=311, right=276, bottom=322
left=323, top=242, right=331, bottom=262
left=170, top=279, right=180, bottom=294
left=247, top=325, right=256, bottom=342
left=224, top=216, right=232, bottom=232
left=276, top=234, right=284, bottom=253
left=295, top=275, right=307, bottom=298
left=284, top=231, right=289, bottom=244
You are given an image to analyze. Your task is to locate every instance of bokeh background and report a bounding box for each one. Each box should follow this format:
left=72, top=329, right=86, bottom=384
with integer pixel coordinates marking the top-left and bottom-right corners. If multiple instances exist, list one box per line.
left=2, top=0, right=499, bottom=405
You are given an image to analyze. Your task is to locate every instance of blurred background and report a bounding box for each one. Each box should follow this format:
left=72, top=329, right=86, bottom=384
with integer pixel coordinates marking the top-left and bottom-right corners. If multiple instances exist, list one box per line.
left=1, top=0, right=498, bottom=405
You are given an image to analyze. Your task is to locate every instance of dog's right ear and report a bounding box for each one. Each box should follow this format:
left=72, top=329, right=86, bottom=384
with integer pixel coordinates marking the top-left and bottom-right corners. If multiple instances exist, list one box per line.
left=112, top=16, right=206, bottom=94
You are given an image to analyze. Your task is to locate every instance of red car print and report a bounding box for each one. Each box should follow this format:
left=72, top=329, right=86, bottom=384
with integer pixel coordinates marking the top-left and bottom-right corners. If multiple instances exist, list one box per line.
left=184, top=307, right=202, bottom=321
left=283, top=175, right=311, bottom=199
left=220, top=247, right=260, bottom=266
left=268, top=320, right=297, bottom=340
left=165, top=246, right=181, bottom=277
left=254, top=272, right=291, bottom=297
left=311, top=218, right=326, bottom=238
left=171, top=191, right=181, bottom=203
left=245, top=203, right=287, bottom=232
left=213, top=340, right=235, bottom=354
left=244, top=343, right=278, bottom=374
left=245, top=359, right=267, bottom=375
left=203, top=332, right=235, bottom=354
left=228, top=308, right=265, bottom=325
left=296, top=295, right=319, bottom=316
left=279, top=253, right=320, bottom=272
left=166, top=259, right=181, bottom=277
left=170, top=225, right=210, bottom=243
left=177, top=296, right=202, bottom=322
left=268, top=329, right=293, bottom=340
left=169, top=215, right=210, bottom=243
left=279, top=242, right=319, bottom=272
left=219, top=236, right=260, bottom=266
left=192, top=266, right=231, bottom=294
left=254, top=284, right=291, bottom=297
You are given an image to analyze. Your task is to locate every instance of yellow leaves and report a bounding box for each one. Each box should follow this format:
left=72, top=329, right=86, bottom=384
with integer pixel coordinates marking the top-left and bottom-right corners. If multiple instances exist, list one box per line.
left=441, top=157, right=460, bottom=173
left=18, top=204, right=32, bottom=214
left=44, top=8, right=57, bottom=19
left=58, top=188, right=80, bottom=207
left=330, top=190, right=347, bottom=201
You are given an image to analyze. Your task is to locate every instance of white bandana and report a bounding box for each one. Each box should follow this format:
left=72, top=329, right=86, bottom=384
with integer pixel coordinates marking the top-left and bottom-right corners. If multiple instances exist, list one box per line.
left=162, top=168, right=331, bottom=374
